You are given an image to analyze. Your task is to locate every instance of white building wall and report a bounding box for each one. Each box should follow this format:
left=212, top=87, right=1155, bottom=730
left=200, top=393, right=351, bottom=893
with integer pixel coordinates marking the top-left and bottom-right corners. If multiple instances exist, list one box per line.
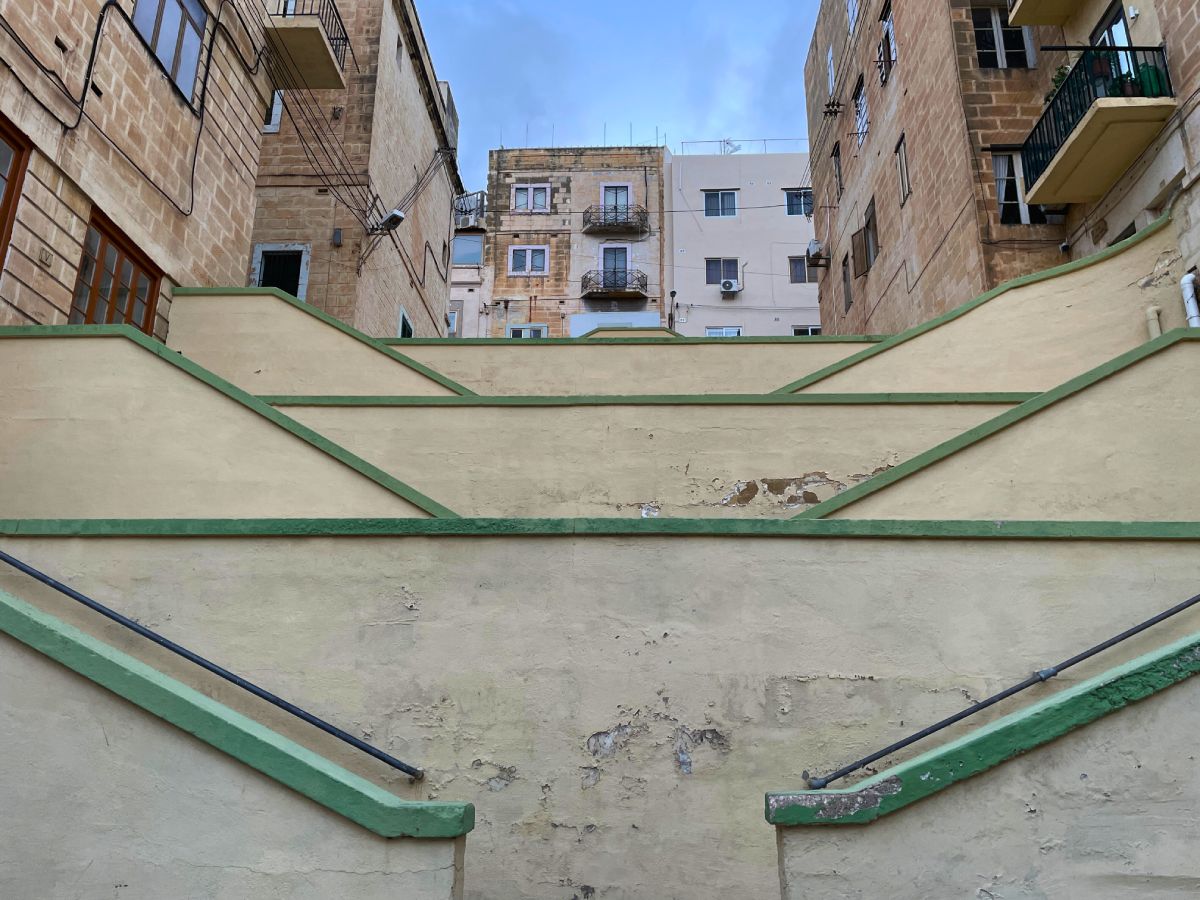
left=669, top=152, right=820, bottom=336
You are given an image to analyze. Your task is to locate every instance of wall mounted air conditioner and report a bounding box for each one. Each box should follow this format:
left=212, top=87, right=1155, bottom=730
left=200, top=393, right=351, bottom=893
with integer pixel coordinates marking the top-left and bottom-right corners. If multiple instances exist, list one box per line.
left=720, top=278, right=742, bottom=294
left=456, top=213, right=480, bottom=230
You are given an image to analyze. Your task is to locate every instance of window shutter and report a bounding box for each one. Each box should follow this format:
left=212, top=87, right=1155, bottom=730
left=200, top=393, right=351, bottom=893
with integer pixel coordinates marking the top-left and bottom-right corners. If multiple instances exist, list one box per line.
left=877, top=40, right=886, bottom=84
left=851, top=228, right=868, bottom=278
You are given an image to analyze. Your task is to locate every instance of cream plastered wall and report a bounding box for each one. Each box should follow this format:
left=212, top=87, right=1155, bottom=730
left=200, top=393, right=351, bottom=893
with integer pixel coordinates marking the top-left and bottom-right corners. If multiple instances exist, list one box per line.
left=166, top=292, right=458, bottom=396
left=0, top=633, right=464, bottom=900
left=796, top=225, right=1182, bottom=393
left=0, top=337, right=428, bottom=518
left=391, top=341, right=876, bottom=395
left=6, top=536, right=1200, bottom=900
left=777, top=677, right=1199, bottom=899
left=830, top=342, right=1200, bottom=521
left=281, top=401, right=1016, bottom=517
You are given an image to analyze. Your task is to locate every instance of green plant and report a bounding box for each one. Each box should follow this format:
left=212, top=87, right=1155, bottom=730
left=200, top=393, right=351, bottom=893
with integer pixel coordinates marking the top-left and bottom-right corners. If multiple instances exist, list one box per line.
left=1044, top=64, right=1070, bottom=104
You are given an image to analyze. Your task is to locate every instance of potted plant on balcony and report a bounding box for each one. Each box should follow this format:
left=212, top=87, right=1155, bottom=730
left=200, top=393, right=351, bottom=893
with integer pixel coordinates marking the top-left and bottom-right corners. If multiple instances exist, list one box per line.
left=1044, top=64, right=1070, bottom=104
left=1110, top=73, right=1141, bottom=97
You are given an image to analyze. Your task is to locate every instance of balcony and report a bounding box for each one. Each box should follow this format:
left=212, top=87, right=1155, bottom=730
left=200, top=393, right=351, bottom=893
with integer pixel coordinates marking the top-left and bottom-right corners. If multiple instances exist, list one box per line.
left=581, top=269, right=649, bottom=299
left=582, top=205, right=650, bottom=233
left=265, top=0, right=349, bottom=90
left=1022, top=47, right=1176, bottom=206
left=1007, top=0, right=1079, bottom=26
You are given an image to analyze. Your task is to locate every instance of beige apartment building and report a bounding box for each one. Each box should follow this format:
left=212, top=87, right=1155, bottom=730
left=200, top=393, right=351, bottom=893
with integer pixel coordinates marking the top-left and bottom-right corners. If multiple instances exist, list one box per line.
left=251, top=0, right=462, bottom=338
left=0, top=0, right=280, bottom=337
left=670, top=151, right=820, bottom=336
left=477, top=146, right=669, bottom=338
left=804, top=0, right=1199, bottom=335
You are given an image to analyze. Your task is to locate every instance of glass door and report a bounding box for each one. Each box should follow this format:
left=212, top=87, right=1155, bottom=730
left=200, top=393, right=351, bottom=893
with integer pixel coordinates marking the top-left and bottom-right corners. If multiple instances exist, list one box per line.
left=602, top=246, right=628, bottom=288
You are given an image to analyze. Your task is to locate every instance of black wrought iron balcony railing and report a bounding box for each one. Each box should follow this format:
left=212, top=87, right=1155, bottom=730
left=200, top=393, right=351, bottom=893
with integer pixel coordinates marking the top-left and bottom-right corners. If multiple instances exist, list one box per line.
left=275, top=0, right=350, bottom=69
left=582, top=268, right=649, bottom=296
left=582, top=205, right=650, bottom=232
left=1022, top=45, right=1173, bottom=192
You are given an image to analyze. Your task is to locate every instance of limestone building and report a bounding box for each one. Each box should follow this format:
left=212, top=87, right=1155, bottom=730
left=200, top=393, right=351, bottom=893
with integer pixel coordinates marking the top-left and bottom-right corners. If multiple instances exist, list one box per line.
left=804, top=0, right=1200, bottom=335
left=250, top=0, right=462, bottom=338
left=669, top=150, right=820, bottom=336
left=479, top=146, right=669, bottom=338
left=0, top=0, right=280, bottom=337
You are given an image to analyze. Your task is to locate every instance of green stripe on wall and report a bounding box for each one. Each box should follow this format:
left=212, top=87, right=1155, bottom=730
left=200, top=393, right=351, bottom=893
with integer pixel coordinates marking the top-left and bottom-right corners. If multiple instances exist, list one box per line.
left=766, top=629, right=1200, bottom=826
left=770, top=214, right=1173, bottom=393
left=0, top=589, right=474, bottom=838
left=262, top=392, right=1036, bottom=408
left=0, top=326, right=461, bottom=518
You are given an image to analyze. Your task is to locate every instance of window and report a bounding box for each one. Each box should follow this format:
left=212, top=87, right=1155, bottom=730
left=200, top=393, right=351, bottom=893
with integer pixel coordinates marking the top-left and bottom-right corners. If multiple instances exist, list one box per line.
left=852, top=76, right=868, bottom=145
left=603, top=184, right=631, bottom=209
left=841, top=254, right=852, bottom=312
left=971, top=7, right=1034, bottom=70
left=831, top=143, right=844, bottom=198
left=512, top=184, right=550, bottom=212
left=0, top=115, right=31, bottom=275
left=827, top=46, right=836, bottom=96
left=398, top=307, right=413, bottom=339
left=452, top=234, right=483, bottom=265
left=263, top=90, right=283, bottom=133
left=793, top=326, right=823, bottom=336
left=509, top=324, right=547, bottom=339
left=70, top=214, right=163, bottom=335
left=1091, top=2, right=1131, bottom=48
left=705, top=258, right=740, bottom=285
left=847, top=0, right=859, bottom=32
left=852, top=199, right=879, bottom=277
left=706, top=326, right=743, bottom=337
left=895, top=134, right=912, bottom=204
left=447, top=310, right=458, bottom=335
left=132, top=0, right=207, bottom=99
left=879, top=1, right=898, bottom=83
left=395, top=36, right=404, bottom=70
left=251, top=242, right=310, bottom=299
left=601, top=245, right=630, bottom=287
left=703, top=190, right=738, bottom=217
left=789, top=257, right=819, bottom=284
left=992, top=152, right=1045, bottom=225
left=509, top=244, right=548, bottom=275
left=786, top=189, right=814, bottom=216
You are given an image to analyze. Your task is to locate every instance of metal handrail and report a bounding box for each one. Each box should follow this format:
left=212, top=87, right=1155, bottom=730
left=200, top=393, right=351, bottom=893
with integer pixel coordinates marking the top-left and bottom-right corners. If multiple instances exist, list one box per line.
left=0, top=549, right=423, bottom=780
left=582, top=268, right=649, bottom=294
left=805, top=588, right=1200, bottom=789
left=1021, top=45, right=1173, bottom=191
left=582, top=205, right=650, bottom=231
left=275, top=0, right=349, bottom=69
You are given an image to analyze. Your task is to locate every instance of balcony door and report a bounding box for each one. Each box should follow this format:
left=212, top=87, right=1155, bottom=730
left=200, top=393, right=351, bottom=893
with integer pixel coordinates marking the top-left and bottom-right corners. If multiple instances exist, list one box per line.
left=603, top=185, right=629, bottom=212
left=1091, top=3, right=1130, bottom=48
left=602, top=245, right=628, bottom=288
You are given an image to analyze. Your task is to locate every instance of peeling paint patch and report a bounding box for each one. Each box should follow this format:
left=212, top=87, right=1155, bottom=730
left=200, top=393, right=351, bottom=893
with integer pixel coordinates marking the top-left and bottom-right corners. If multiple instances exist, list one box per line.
left=470, top=758, right=518, bottom=791
left=639, top=503, right=661, bottom=518
left=579, top=766, right=600, bottom=789
left=721, top=481, right=760, bottom=506
left=673, top=726, right=731, bottom=774
left=586, top=721, right=645, bottom=758
left=768, top=775, right=903, bottom=819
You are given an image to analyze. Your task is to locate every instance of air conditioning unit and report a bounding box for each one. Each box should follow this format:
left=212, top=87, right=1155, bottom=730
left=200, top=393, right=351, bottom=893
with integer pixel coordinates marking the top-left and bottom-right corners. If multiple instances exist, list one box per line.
left=720, top=278, right=742, bottom=294
left=455, top=213, right=480, bottom=230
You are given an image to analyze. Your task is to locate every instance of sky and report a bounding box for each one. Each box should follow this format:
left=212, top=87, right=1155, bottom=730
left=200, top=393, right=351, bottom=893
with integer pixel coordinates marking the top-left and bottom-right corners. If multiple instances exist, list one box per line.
left=419, top=0, right=817, bottom=190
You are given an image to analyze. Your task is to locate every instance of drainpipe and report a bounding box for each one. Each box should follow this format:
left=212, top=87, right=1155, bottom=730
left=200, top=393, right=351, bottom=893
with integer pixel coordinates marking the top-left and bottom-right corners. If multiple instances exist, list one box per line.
left=1144, top=305, right=1162, bottom=339
left=1183, top=272, right=1200, bottom=328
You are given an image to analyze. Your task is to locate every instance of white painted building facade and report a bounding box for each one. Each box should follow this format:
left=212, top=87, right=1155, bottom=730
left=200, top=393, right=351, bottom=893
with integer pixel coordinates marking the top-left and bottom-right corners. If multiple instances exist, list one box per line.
left=667, top=152, right=821, bottom=337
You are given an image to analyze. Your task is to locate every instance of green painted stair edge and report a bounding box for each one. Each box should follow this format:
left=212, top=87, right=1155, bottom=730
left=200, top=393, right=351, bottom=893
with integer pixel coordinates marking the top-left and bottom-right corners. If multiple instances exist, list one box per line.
left=381, top=334, right=889, bottom=346
left=771, top=213, right=1173, bottom=394
left=0, top=588, right=474, bottom=838
left=576, top=325, right=685, bottom=339
left=170, top=286, right=478, bottom=396
left=0, top=325, right=460, bottom=519
left=765, top=628, right=1200, bottom=827
left=260, top=392, right=1036, bottom=408
left=7, top=518, right=1200, bottom=539
left=796, top=329, right=1200, bottom=519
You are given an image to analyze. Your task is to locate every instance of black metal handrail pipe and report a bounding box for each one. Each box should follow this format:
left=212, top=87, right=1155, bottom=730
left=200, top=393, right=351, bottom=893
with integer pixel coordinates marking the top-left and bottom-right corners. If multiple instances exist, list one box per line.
left=582, top=204, right=649, bottom=231
left=276, top=0, right=349, bottom=68
left=582, top=268, right=649, bottom=294
left=0, top=549, right=423, bottom=780
left=1021, top=45, right=1173, bottom=191
left=805, top=588, right=1200, bottom=789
